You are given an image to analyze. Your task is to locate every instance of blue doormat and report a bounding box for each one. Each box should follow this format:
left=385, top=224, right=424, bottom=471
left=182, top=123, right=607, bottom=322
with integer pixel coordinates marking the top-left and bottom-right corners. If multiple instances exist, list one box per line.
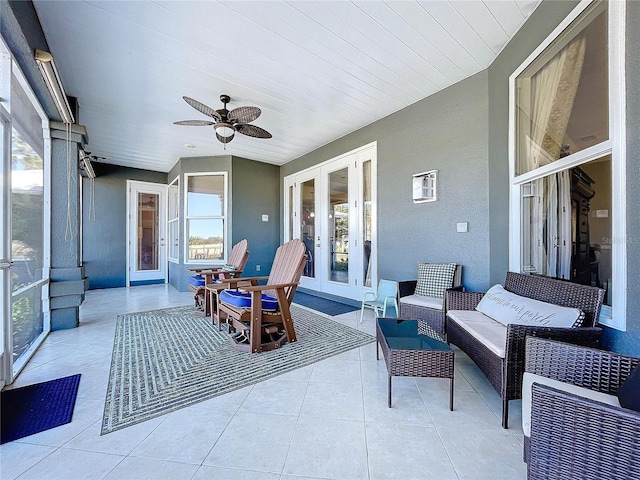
left=293, top=291, right=359, bottom=316
left=1, top=374, right=81, bottom=444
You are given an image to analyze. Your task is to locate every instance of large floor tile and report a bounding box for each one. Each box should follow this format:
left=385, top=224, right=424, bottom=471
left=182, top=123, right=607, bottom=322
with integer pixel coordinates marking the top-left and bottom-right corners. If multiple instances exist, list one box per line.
left=10, top=448, right=124, bottom=480
left=237, top=378, right=307, bottom=416
left=299, top=382, right=364, bottom=421
left=283, top=417, right=368, bottom=479
left=130, top=407, right=232, bottom=464
left=103, top=456, right=199, bottom=480
left=366, top=422, right=458, bottom=480
left=64, top=417, right=164, bottom=456
left=0, top=442, right=56, bottom=480
left=439, top=428, right=527, bottom=479
left=202, top=411, right=297, bottom=474
left=363, top=384, right=434, bottom=427
left=192, top=465, right=280, bottom=480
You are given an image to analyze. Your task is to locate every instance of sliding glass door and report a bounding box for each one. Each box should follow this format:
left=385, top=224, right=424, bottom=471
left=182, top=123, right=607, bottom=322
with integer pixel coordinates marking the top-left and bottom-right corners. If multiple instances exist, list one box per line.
left=2, top=47, right=51, bottom=380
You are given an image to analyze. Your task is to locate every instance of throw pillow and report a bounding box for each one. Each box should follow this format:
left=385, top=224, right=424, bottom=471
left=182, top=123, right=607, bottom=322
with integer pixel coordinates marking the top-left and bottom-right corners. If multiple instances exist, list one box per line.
left=415, top=263, right=457, bottom=298
left=617, top=364, right=640, bottom=412
left=475, top=284, right=582, bottom=328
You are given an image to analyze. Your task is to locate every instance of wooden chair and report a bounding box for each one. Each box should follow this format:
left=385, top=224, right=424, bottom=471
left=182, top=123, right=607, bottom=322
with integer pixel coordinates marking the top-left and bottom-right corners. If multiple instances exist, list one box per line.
left=186, top=239, right=249, bottom=316
left=218, top=239, right=306, bottom=353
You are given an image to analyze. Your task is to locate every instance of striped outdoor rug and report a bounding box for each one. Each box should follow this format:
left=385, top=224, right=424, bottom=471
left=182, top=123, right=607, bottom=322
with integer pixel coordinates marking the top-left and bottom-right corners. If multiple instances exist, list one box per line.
left=102, top=305, right=374, bottom=434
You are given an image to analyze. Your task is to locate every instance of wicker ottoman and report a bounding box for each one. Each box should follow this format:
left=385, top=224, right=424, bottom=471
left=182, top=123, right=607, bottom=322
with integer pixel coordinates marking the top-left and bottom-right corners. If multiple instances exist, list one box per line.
left=376, top=318, right=455, bottom=410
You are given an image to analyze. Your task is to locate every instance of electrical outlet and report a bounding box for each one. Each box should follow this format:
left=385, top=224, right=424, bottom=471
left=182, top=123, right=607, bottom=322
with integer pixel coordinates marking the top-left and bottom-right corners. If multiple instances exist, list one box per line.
left=256, top=265, right=260, bottom=272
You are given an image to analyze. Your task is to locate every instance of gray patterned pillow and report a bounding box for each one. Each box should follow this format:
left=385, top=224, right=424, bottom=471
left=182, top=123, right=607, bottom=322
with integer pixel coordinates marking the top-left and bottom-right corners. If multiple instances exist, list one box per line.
left=415, top=263, right=457, bottom=298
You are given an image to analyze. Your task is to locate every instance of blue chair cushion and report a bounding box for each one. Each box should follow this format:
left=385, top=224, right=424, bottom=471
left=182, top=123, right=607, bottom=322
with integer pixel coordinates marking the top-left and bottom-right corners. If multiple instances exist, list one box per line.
left=187, top=275, right=205, bottom=287
left=219, top=289, right=279, bottom=311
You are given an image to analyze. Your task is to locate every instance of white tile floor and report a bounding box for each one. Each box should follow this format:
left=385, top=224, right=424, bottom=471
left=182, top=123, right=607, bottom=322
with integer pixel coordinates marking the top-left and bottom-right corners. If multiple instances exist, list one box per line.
left=1, top=284, right=527, bottom=480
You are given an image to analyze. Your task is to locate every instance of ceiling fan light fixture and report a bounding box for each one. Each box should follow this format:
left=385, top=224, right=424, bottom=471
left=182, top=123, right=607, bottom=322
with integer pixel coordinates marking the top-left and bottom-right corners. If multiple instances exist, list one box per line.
left=214, top=122, right=235, bottom=141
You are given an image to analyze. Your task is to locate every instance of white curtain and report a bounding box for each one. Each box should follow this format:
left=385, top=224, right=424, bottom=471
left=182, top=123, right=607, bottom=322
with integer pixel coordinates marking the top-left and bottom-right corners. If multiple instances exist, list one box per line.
left=525, top=35, right=586, bottom=278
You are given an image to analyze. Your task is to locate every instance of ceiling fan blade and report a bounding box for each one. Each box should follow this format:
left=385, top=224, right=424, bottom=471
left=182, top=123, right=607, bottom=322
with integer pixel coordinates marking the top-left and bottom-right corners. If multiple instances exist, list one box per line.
left=182, top=96, right=222, bottom=121
left=173, top=120, right=216, bottom=126
left=228, top=106, right=261, bottom=124
left=236, top=123, right=272, bottom=139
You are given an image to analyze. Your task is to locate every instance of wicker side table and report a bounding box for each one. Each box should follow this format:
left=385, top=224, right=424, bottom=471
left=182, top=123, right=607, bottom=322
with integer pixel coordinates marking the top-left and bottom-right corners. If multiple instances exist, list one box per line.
left=376, top=318, right=455, bottom=410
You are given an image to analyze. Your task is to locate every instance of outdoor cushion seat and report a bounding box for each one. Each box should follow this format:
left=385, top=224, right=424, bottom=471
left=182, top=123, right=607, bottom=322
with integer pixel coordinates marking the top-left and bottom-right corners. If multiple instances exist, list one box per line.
left=399, top=294, right=443, bottom=311
left=187, top=275, right=205, bottom=287
left=219, top=289, right=279, bottom=311
left=446, top=310, right=507, bottom=358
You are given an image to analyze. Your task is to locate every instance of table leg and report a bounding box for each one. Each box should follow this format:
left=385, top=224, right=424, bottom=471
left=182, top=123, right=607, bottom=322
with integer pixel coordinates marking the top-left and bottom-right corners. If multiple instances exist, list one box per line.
left=388, top=374, right=392, bottom=408
left=449, top=377, right=454, bottom=411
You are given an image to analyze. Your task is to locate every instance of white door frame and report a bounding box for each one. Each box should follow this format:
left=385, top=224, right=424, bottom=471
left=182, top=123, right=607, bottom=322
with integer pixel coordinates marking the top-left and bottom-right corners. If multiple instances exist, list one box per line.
left=284, top=142, right=377, bottom=300
left=126, top=180, right=167, bottom=285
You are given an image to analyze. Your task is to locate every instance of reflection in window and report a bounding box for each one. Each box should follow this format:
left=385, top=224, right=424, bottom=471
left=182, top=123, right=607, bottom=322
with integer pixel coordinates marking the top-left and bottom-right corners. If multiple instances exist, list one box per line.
left=11, top=128, right=44, bottom=292
left=186, top=173, right=226, bottom=261
left=521, top=157, right=612, bottom=304
left=168, top=178, right=179, bottom=262
left=515, top=5, right=608, bottom=175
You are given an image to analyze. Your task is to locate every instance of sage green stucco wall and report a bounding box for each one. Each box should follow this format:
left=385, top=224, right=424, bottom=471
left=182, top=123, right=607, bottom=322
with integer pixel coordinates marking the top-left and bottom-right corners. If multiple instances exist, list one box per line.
left=231, top=157, right=281, bottom=277
left=82, top=164, right=167, bottom=289
left=283, top=71, right=491, bottom=292
left=166, top=155, right=281, bottom=291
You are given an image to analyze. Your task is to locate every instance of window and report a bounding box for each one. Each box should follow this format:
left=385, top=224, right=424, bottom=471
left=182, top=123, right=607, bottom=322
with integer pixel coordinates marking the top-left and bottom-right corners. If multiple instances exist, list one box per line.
left=510, top=0, right=626, bottom=329
left=185, top=173, right=227, bottom=263
left=167, top=176, right=179, bottom=263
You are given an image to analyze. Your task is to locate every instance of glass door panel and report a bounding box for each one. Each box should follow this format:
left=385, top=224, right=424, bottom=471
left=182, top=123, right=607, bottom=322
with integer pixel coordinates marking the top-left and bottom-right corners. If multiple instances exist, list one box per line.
left=301, top=178, right=316, bottom=278
left=137, top=192, right=159, bottom=270
left=329, top=167, right=349, bottom=284
left=11, top=123, right=45, bottom=370
left=362, top=159, right=372, bottom=287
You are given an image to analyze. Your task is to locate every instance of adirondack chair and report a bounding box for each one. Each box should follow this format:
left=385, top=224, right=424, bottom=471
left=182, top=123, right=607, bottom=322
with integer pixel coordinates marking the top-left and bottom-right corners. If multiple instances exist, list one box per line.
left=218, top=239, right=306, bottom=353
left=186, top=239, right=249, bottom=316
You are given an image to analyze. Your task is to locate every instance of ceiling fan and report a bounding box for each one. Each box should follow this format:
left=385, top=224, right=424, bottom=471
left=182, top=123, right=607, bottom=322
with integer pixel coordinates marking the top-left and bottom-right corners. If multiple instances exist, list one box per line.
left=174, top=94, right=272, bottom=146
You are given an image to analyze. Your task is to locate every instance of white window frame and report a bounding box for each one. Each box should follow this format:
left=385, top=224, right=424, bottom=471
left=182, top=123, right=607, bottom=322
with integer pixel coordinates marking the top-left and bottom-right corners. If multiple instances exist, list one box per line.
left=183, top=171, right=228, bottom=265
left=508, top=0, right=626, bottom=330
left=167, top=175, right=179, bottom=263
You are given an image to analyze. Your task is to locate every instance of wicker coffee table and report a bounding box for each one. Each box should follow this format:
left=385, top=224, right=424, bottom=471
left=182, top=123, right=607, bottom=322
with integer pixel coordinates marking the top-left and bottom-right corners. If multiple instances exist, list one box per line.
left=376, top=318, right=454, bottom=410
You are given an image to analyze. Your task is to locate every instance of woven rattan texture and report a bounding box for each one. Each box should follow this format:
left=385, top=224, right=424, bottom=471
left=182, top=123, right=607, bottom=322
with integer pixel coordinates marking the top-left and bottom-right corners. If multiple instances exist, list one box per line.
left=376, top=322, right=453, bottom=380
left=528, top=384, right=640, bottom=479
left=399, top=303, right=445, bottom=336
left=445, top=272, right=604, bottom=428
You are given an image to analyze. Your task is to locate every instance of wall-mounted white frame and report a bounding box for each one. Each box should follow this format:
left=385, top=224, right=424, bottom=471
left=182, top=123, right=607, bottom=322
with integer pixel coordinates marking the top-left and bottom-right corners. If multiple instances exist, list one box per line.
left=412, top=170, right=437, bottom=204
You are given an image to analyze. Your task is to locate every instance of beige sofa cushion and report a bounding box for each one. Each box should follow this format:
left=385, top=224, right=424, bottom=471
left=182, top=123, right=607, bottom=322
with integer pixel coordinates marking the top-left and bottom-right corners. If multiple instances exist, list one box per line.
left=522, top=372, right=620, bottom=437
left=447, top=310, right=507, bottom=358
left=400, top=294, right=443, bottom=310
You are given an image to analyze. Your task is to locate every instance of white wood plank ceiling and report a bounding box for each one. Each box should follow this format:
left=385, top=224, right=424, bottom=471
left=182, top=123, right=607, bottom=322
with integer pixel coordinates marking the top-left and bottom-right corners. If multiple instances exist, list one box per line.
left=33, top=0, right=540, bottom=172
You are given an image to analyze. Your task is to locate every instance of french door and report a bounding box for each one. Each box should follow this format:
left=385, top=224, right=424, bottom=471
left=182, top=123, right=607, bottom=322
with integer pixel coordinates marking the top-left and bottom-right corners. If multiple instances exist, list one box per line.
left=285, top=143, right=376, bottom=300
left=127, top=181, right=167, bottom=285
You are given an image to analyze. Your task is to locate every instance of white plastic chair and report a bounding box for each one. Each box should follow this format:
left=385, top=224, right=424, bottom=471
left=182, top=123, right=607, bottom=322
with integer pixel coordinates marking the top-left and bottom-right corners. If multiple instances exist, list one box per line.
left=359, top=279, right=399, bottom=323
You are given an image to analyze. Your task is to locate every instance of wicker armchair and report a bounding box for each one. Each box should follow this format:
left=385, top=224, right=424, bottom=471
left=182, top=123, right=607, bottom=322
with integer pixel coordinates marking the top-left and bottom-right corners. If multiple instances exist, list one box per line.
left=399, top=264, right=463, bottom=336
left=525, top=337, right=640, bottom=479
left=445, top=271, right=604, bottom=428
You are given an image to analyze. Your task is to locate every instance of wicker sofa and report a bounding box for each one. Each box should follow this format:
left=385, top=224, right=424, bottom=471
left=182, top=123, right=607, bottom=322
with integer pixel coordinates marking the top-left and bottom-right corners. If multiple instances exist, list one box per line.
left=445, top=271, right=604, bottom=428
left=524, top=337, right=640, bottom=479
left=399, top=264, right=463, bottom=336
